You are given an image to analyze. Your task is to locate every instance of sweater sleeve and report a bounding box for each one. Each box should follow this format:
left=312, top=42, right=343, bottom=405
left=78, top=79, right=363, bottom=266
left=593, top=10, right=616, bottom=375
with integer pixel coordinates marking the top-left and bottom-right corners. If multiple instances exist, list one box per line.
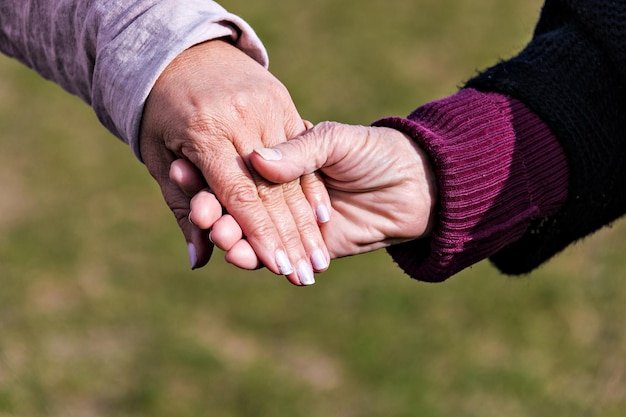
left=464, top=0, right=626, bottom=274
left=0, top=0, right=268, bottom=159
left=373, top=89, right=568, bottom=282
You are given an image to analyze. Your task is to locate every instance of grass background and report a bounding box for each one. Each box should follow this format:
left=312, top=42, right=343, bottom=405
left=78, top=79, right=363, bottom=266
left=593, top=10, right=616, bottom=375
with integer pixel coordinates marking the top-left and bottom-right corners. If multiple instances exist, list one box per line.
left=1, top=0, right=626, bottom=416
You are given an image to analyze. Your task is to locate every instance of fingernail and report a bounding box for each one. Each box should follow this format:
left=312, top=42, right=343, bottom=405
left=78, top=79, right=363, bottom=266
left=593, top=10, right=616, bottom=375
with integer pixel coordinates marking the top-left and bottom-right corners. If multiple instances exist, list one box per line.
left=316, top=204, right=331, bottom=223
left=188, top=242, right=198, bottom=270
left=254, top=147, right=282, bottom=161
left=298, top=261, right=316, bottom=286
left=275, top=250, right=294, bottom=275
left=311, top=248, right=328, bottom=271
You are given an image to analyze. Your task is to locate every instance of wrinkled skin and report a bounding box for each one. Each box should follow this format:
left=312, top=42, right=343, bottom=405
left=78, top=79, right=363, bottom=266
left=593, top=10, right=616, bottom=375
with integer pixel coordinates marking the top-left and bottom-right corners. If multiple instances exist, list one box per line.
left=175, top=121, right=437, bottom=275
left=139, top=40, right=329, bottom=286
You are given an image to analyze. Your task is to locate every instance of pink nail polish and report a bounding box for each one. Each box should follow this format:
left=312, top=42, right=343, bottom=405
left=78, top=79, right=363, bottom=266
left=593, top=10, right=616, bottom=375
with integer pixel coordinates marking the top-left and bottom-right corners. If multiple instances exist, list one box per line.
left=311, top=248, right=328, bottom=271
left=316, top=204, right=330, bottom=223
left=298, top=261, right=315, bottom=286
left=276, top=250, right=293, bottom=275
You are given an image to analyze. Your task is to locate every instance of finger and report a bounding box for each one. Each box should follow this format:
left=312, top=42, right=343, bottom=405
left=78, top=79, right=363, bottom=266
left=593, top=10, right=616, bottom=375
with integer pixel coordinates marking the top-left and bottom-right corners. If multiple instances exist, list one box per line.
left=209, top=214, right=243, bottom=251
left=189, top=190, right=223, bottom=229
left=262, top=119, right=330, bottom=281
left=162, top=182, right=214, bottom=270
left=279, top=175, right=330, bottom=272
left=292, top=172, right=331, bottom=274
left=224, top=239, right=262, bottom=270
left=300, top=171, right=331, bottom=225
left=188, top=225, right=214, bottom=270
left=185, top=116, right=329, bottom=286
left=269, top=119, right=330, bottom=276
left=250, top=121, right=354, bottom=183
left=170, top=158, right=207, bottom=196
left=275, top=178, right=329, bottom=276
left=185, top=140, right=303, bottom=284
left=250, top=171, right=317, bottom=286
left=141, top=148, right=214, bottom=269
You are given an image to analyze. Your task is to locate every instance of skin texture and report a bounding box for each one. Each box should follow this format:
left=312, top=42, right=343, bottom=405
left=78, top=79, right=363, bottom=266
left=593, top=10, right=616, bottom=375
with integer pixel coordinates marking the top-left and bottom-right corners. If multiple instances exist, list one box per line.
left=175, top=122, right=437, bottom=277
left=139, top=39, right=329, bottom=286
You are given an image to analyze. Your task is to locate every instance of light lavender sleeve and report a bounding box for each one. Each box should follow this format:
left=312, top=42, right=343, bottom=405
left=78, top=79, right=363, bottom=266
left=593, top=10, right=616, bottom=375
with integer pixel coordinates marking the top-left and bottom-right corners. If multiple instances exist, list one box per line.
left=0, top=0, right=268, bottom=158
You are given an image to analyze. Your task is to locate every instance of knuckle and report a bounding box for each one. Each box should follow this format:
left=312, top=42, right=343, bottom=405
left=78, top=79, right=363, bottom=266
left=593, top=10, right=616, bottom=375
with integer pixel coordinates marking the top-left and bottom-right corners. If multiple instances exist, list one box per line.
left=277, top=180, right=301, bottom=197
left=230, top=92, right=251, bottom=116
left=300, top=172, right=321, bottom=187
left=176, top=117, right=225, bottom=158
left=242, top=220, right=276, bottom=245
left=225, top=90, right=258, bottom=124
left=279, top=230, right=304, bottom=251
left=222, top=181, right=260, bottom=207
left=188, top=114, right=224, bottom=138
left=313, top=121, right=337, bottom=135
left=256, top=182, right=284, bottom=206
left=315, top=120, right=334, bottom=130
left=296, top=220, right=322, bottom=242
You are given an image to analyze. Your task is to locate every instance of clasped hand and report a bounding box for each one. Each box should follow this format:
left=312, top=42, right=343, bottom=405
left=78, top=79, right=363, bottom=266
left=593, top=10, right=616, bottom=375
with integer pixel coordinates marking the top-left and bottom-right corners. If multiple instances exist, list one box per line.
left=139, top=39, right=436, bottom=286
left=174, top=122, right=437, bottom=283
left=139, top=40, right=330, bottom=286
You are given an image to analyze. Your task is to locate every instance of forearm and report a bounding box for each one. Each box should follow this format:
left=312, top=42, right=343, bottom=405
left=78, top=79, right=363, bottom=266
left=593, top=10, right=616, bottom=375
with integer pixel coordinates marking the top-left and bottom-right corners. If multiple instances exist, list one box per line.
left=465, top=0, right=626, bottom=273
left=374, top=89, right=569, bottom=282
left=0, top=0, right=267, bottom=157
left=376, top=0, right=626, bottom=281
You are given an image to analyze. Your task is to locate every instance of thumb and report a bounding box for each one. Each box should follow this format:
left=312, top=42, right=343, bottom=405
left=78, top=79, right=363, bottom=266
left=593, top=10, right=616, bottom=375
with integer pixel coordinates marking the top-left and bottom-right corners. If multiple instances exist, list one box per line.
left=250, top=121, right=351, bottom=183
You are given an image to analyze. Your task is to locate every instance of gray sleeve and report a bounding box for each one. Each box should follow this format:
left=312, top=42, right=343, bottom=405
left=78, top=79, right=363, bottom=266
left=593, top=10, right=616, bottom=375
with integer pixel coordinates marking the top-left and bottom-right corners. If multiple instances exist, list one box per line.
left=0, top=0, right=268, bottom=158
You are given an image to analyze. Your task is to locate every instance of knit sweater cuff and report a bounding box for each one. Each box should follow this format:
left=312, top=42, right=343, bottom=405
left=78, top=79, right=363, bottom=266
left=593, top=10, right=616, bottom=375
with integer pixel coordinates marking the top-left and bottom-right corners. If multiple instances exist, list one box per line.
left=373, top=88, right=568, bottom=282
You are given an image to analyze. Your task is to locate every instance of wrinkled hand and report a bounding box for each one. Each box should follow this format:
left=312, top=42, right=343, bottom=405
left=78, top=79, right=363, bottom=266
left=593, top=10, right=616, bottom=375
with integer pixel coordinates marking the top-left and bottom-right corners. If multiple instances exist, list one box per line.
left=139, top=39, right=329, bottom=286
left=179, top=121, right=437, bottom=270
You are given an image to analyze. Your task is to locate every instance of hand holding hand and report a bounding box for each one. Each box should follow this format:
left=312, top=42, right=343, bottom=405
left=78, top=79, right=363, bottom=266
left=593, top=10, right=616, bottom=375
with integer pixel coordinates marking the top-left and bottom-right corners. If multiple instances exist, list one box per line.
left=139, top=40, right=329, bottom=285
left=183, top=121, right=437, bottom=271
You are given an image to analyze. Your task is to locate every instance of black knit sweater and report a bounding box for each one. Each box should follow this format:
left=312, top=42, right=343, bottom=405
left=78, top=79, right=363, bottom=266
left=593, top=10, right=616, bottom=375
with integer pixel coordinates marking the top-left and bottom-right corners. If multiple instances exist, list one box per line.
left=466, top=0, right=626, bottom=274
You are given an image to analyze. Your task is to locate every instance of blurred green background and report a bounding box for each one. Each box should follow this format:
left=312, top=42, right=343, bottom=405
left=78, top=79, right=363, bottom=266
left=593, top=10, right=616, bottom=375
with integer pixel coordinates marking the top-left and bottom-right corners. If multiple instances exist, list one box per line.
left=1, top=0, right=626, bottom=416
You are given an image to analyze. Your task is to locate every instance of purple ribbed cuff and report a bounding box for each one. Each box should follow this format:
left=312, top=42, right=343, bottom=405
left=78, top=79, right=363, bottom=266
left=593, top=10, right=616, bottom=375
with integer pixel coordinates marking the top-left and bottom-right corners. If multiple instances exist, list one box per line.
left=373, top=88, right=568, bottom=282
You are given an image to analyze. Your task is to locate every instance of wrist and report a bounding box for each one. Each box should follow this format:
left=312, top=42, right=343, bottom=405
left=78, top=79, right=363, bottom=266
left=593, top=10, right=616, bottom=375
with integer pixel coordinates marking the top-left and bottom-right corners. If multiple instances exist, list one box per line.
left=373, top=89, right=568, bottom=282
left=386, top=128, right=438, bottom=238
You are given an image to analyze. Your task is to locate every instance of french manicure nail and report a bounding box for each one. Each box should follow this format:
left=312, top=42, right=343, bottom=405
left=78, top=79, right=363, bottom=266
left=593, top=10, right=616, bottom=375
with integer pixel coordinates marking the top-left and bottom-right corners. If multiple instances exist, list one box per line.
left=276, top=250, right=294, bottom=275
left=316, top=204, right=331, bottom=223
left=298, top=261, right=316, bottom=286
left=311, top=248, right=329, bottom=271
left=188, top=242, right=198, bottom=270
left=254, top=147, right=282, bottom=161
